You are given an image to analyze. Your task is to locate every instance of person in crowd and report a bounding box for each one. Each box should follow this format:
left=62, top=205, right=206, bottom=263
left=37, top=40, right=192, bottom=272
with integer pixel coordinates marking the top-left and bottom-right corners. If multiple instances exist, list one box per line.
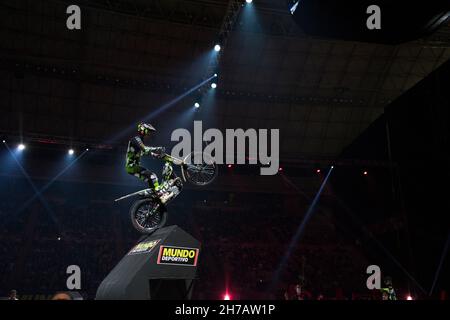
left=8, top=290, right=18, bottom=300
left=380, top=276, right=397, bottom=300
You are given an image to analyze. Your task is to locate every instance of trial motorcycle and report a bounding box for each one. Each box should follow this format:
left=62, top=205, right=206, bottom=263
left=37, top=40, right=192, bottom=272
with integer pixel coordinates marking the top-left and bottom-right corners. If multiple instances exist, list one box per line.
left=115, top=151, right=217, bottom=234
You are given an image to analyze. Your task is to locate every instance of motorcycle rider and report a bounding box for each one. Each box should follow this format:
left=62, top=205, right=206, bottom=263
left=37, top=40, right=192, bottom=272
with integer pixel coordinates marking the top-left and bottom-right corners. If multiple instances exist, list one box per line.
left=125, top=122, right=181, bottom=203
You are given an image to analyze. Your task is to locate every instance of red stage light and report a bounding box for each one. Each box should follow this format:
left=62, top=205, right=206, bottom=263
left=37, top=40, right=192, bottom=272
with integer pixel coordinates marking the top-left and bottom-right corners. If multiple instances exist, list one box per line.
left=316, top=169, right=321, bottom=173
left=363, top=171, right=368, bottom=175
left=223, top=293, right=231, bottom=300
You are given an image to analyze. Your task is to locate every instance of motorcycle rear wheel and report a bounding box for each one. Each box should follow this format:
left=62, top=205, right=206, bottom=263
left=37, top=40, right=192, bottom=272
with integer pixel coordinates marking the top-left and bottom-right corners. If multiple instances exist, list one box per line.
left=130, top=198, right=167, bottom=234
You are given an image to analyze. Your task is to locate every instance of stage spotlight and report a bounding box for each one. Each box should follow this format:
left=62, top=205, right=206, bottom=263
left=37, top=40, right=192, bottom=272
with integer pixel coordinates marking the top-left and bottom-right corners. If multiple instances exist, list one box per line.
left=363, top=171, right=368, bottom=175
left=86, top=148, right=89, bottom=151
left=406, top=295, right=413, bottom=300
left=246, top=0, right=253, bottom=3
left=211, top=83, right=217, bottom=89
left=57, top=237, right=61, bottom=241
left=214, top=44, right=221, bottom=52
left=290, top=1, right=299, bottom=15
left=194, top=102, right=200, bottom=108
left=227, top=164, right=232, bottom=168
left=279, top=167, right=283, bottom=172
left=17, top=143, right=26, bottom=151
left=68, top=149, right=74, bottom=155
left=214, top=73, right=218, bottom=77
left=316, top=169, right=321, bottom=173
left=223, top=293, right=231, bottom=300
left=2, top=140, right=5, bottom=143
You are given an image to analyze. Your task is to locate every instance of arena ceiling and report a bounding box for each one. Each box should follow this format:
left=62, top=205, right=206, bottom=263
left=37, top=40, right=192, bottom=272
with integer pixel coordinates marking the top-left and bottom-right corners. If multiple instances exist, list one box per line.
left=1, top=0, right=450, bottom=161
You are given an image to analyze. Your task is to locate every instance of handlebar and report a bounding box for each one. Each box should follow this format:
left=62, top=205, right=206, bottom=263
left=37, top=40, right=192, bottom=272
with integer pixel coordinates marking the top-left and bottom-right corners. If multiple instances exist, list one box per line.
left=162, top=153, right=184, bottom=166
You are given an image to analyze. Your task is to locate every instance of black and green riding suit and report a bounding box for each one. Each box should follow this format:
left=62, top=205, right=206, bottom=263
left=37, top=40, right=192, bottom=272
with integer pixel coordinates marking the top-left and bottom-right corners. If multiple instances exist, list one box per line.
left=125, top=135, right=177, bottom=191
left=125, top=135, right=164, bottom=190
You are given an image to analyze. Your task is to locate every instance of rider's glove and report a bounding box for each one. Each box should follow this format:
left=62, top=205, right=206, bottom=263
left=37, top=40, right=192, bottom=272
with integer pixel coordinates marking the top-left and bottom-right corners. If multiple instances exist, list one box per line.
left=144, top=146, right=152, bottom=154
left=151, top=147, right=165, bottom=158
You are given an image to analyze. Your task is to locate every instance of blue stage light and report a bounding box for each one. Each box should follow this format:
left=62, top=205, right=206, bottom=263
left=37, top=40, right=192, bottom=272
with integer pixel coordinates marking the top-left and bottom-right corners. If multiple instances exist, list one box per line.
left=290, top=1, right=299, bottom=15
left=214, top=44, right=221, bottom=52
left=106, top=76, right=216, bottom=144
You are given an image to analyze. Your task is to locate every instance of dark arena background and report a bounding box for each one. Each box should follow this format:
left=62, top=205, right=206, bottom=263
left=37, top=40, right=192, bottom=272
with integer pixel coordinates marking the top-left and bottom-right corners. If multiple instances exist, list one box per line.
left=0, top=0, right=449, bottom=304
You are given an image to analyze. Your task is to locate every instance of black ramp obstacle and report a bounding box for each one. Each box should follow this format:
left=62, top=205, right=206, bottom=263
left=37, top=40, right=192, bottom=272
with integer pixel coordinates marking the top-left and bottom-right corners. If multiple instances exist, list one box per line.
left=95, top=225, right=201, bottom=300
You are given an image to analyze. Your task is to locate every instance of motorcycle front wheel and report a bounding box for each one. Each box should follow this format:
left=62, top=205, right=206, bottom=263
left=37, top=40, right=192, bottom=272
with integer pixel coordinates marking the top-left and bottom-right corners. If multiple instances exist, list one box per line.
left=181, top=151, right=218, bottom=186
left=130, top=198, right=167, bottom=234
